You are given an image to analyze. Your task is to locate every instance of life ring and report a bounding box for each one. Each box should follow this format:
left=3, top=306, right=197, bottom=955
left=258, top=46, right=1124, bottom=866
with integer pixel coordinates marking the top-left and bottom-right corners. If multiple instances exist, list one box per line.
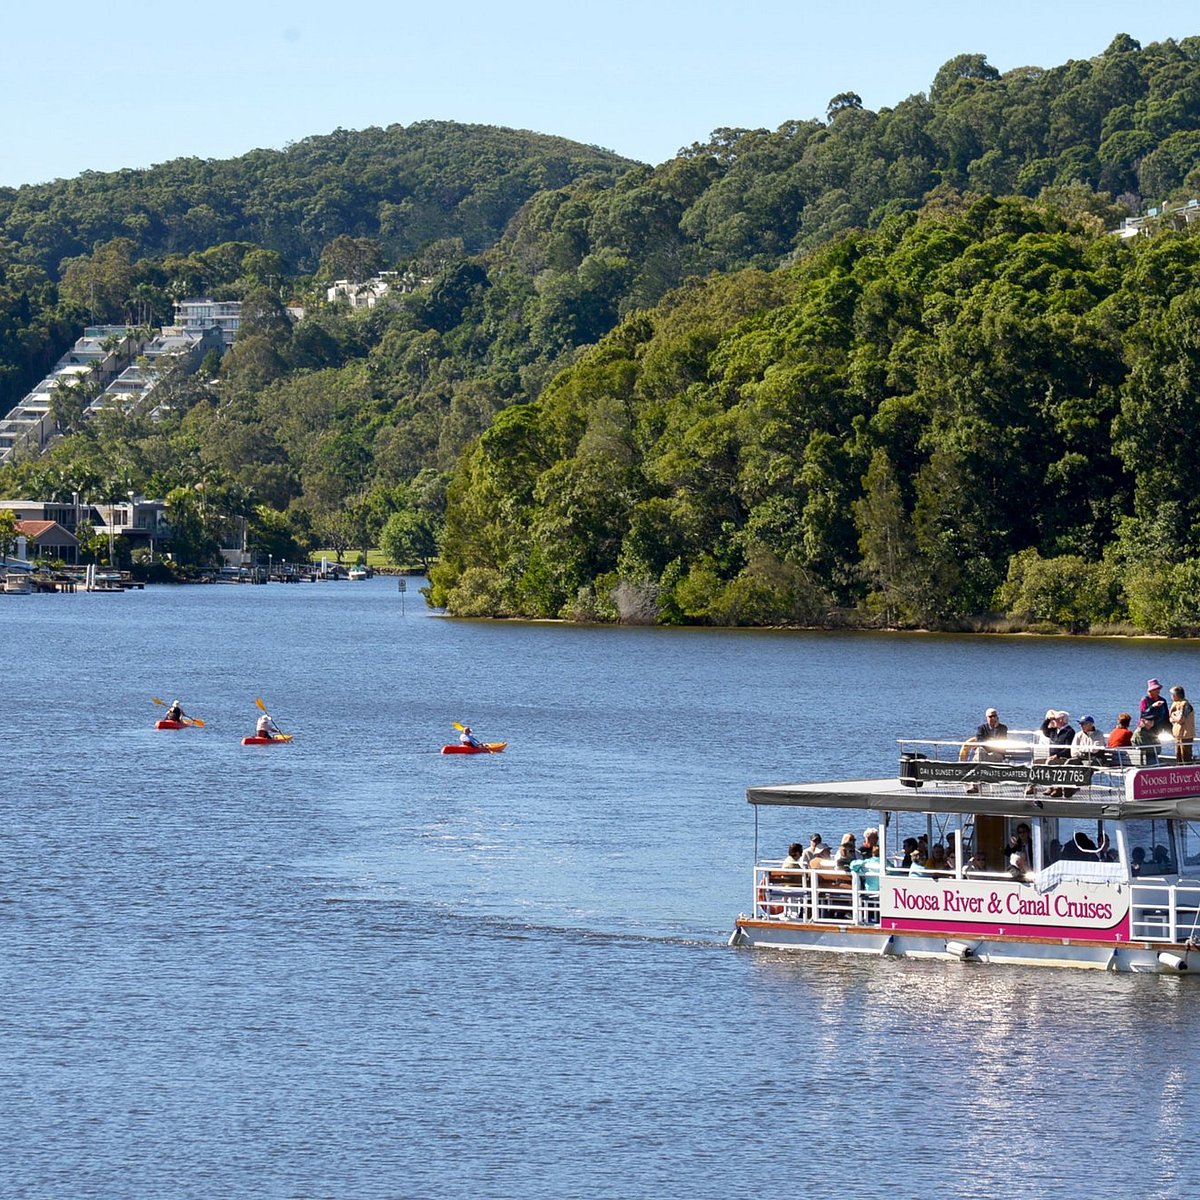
left=757, top=881, right=784, bottom=916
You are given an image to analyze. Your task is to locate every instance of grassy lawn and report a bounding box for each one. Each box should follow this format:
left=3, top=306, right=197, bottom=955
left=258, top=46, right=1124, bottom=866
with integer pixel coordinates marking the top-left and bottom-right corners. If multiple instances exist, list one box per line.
left=308, top=547, right=392, bottom=569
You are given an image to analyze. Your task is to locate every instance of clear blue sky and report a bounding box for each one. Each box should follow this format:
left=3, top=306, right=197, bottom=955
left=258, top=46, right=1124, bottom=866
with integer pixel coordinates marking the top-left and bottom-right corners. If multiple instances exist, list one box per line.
left=1, top=2, right=1195, bottom=188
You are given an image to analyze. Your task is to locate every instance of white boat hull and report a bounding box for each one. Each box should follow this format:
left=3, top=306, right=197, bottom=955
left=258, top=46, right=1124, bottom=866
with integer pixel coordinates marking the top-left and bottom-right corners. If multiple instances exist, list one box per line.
left=730, top=917, right=1197, bottom=973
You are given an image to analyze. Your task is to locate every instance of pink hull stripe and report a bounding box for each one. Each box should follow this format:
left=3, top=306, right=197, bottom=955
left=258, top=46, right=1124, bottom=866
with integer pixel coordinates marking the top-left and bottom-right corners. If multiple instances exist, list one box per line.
left=884, top=916, right=1131, bottom=943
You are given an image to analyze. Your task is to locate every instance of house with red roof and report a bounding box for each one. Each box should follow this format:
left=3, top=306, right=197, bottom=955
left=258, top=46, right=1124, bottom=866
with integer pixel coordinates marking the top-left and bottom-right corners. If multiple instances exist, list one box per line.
left=15, top=519, right=79, bottom=564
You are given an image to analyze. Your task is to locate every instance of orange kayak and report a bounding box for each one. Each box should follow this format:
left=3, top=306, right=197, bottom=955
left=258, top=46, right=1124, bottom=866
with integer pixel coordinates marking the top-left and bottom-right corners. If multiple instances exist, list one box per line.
left=441, top=742, right=506, bottom=754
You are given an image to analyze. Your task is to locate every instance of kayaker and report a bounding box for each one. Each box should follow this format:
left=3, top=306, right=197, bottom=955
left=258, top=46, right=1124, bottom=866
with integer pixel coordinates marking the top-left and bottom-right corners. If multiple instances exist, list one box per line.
left=460, top=725, right=481, bottom=748
left=165, top=700, right=185, bottom=723
left=256, top=711, right=282, bottom=741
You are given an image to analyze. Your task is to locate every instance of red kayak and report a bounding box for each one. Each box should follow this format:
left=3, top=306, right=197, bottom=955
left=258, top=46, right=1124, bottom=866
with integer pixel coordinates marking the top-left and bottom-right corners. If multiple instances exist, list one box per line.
left=241, top=734, right=294, bottom=745
left=155, top=719, right=188, bottom=730
left=441, top=742, right=506, bottom=754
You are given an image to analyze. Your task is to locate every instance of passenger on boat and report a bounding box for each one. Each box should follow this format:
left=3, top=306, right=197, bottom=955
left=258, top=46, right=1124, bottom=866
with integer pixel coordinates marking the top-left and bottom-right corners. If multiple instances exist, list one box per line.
left=849, top=846, right=881, bottom=891
left=1008, top=850, right=1034, bottom=881
left=964, top=849, right=989, bottom=875
left=860, top=827, right=880, bottom=858
left=1069, top=716, right=1104, bottom=763
left=1140, top=679, right=1170, bottom=735
left=783, top=843, right=804, bottom=870
left=255, top=712, right=282, bottom=740
left=1131, top=846, right=1147, bottom=877
left=459, top=726, right=481, bottom=748
left=1006, top=824, right=1034, bottom=865
left=925, top=843, right=950, bottom=873
left=908, top=851, right=930, bottom=877
left=165, top=700, right=185, bottom=723
left=1029, top=710, right=1073, bottom=795
left=1170, top=686, right=1195, bottom=763
left=899, top=837, right=919, bottom=868
left=1107, top=712, right=1133, bottom=766
left=973, top=707, right=1009, bottom=759
left=801, top=833, right=828, bottom=866
left=1132, top=716, right=1160, bottom=765
left=834, top=834, right=857, bottom=870
left=1055, top=715, right=1105, bottom=794
left=962, top=707, right=1009, bottom=792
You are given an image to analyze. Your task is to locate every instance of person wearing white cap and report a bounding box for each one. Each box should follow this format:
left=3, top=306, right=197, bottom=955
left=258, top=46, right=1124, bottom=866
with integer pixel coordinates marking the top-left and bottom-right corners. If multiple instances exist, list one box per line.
left=1140, top=679, right=1170, bottom=735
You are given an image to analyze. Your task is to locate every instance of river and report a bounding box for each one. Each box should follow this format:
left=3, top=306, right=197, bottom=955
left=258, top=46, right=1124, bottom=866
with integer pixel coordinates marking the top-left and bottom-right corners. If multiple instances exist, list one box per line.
left=2, top=578, right=1198, bottom=1198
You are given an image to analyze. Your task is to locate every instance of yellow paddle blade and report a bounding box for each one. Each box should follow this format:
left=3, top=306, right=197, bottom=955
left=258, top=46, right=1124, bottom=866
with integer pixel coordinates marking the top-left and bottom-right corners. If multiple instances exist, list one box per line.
left=186, top=717, right=206, bottom=728
left=453, top=721, right=466, bottom=731
left=152, top=697, right=166, bottom=707
left=255, top=697, right=268, bottom=713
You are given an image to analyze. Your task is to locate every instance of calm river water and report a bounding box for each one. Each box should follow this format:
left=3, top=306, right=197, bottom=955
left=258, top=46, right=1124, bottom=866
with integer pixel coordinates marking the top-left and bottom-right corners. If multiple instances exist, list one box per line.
left=2, top=579, right=1199, bottom=1198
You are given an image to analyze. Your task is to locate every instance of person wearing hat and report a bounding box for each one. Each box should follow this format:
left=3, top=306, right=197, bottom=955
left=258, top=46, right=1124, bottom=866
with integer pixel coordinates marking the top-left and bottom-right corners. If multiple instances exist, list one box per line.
left=1140, top=679, right=1170, bottom=736
left=1070, top=715, right=1104, bottom=762
left=1169, top=685, right=1195, bottom=763
left=1029, top=710, right=1074, bottom=796
left=1057, top=714, right=1105, bottom=796
left=165, top=699, right=186, bottom=723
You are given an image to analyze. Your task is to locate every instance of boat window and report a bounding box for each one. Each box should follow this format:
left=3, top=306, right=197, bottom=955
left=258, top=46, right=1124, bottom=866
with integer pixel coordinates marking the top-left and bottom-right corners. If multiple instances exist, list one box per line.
left=1125, top=818, right=1178, bottom=876
left=1175, top=822, right=1200, bottom=879
left=1046, top=816, right=1115, bottom=865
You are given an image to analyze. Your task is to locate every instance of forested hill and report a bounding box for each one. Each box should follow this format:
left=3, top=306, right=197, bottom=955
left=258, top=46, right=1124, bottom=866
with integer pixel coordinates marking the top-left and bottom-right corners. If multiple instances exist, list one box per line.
left=9, top=35, right=1200, bottom=633
left=0, top=122, right=636, bottom=273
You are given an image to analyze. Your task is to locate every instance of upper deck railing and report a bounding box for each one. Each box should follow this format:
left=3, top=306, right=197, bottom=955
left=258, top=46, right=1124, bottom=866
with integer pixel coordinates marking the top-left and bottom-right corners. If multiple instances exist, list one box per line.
left=895, top=731, right=1163, bottom=803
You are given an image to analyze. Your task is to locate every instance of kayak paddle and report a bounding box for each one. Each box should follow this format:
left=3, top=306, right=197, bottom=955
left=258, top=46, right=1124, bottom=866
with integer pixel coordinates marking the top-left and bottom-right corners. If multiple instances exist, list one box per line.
left=256, top=696, right=290, bottom=740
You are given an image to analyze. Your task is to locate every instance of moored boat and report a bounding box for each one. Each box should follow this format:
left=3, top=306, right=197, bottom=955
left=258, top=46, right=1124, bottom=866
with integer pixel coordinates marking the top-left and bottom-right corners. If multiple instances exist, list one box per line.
left=441, top=742, right=506, bottom=755
left=730, top=732, right=1200, bottom=973
left=348, top=566, right=368, bottom=581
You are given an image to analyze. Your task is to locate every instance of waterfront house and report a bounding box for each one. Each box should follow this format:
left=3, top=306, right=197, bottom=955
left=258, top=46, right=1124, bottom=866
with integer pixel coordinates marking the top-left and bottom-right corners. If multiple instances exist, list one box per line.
left=15, top=520, right=79, bottom=564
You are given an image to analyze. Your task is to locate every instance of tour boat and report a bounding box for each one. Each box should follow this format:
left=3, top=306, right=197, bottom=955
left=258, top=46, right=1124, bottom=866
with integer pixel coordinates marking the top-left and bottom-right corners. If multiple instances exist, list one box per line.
left=730, top=733, right=1200, bottom=973
left=441, top=742, right=506, bottom=755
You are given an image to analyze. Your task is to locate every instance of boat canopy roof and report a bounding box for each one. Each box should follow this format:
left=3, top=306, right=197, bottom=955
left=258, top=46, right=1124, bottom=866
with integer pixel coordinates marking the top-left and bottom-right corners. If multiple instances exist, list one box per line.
left=746, top=779, right=1200, bottom=822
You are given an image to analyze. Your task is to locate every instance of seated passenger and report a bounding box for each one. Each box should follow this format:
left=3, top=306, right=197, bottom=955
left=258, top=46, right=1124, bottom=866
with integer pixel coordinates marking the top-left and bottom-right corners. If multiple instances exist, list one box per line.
left=1106, top=712, right=1133, bottom=766
left=800, top=833, right=828, bottom=866
left=834, top=834, right=857, bottom=871
left=849, top=846, right=882, bottom=892
left=925, top=843, right=949, bottom=873
left=782, top=843, right=804, bottom=870
left=964, top=849, right=989, bottom=875
left=1131, top=846, right=1147, bottom=877
left=860, top=826, right=880, bottom=858
left=898, top=837, right=919, bottom=868
left=963, top=707, right=1009, bottom=791
left=1029, top=710, right=1073, bottom=795
left=1008, top=850, right=1034, bottom=881
left=1132, top=716, right=1160, bottom=765
left=1069, top=715, right=1105, bottom=764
